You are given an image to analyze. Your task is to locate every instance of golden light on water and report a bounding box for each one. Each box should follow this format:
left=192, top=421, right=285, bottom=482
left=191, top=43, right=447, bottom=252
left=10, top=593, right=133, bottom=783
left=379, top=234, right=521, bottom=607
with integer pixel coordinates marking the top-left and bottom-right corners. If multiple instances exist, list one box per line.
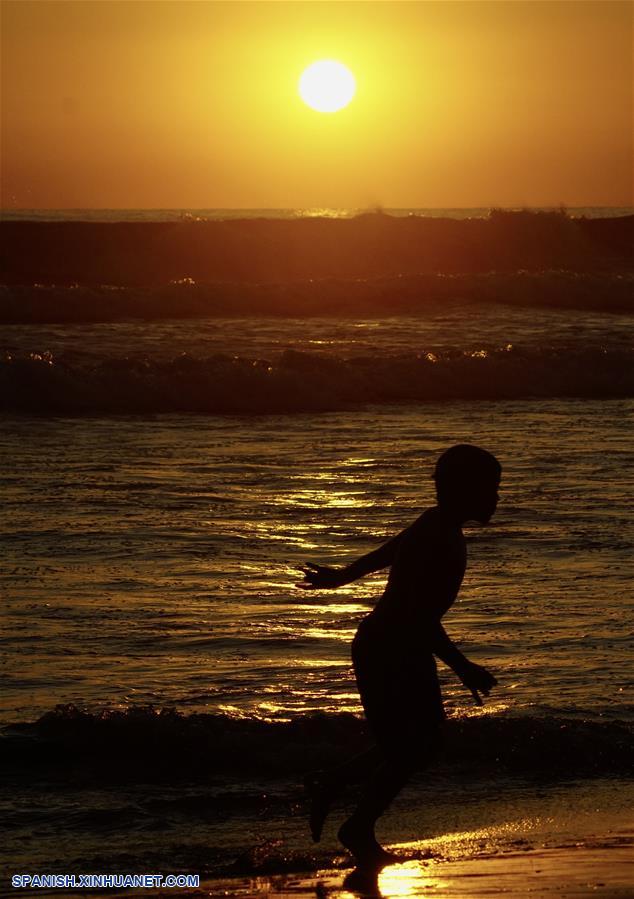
left=378, top=860, right=447, bottom=897
left=284, top=489, right=375, bottom=508
left=299, top=60, right=356, bottom=113
left=371, top=823, right=547, bottom=897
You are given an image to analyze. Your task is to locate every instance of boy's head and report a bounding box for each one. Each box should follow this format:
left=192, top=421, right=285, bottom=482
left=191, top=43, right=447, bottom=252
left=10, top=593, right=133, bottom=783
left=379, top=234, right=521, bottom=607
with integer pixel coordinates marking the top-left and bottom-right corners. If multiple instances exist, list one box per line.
left=433, top=444, right=501, bottom=524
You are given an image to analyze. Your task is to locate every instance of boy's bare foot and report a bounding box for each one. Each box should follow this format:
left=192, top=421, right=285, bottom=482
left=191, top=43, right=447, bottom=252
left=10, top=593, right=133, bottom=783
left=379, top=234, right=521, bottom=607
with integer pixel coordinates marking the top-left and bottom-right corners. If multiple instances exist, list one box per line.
left=304, top=771, right=336, bottom=843
left=338, top=818, right=403, bottom=869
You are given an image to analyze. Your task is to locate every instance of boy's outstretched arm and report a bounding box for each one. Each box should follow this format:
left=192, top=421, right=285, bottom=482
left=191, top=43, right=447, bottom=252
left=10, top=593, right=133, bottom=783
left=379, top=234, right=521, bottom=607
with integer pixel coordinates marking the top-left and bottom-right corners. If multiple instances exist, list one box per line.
left=297, top=517, right=422, bottom=590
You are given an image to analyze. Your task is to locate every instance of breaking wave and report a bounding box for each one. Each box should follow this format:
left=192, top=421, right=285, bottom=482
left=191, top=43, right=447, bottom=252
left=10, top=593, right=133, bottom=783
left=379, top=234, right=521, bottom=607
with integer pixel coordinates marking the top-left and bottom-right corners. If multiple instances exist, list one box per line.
left=1, top=343, right=631, bottom=413
left=1, top=211, right=632, bottom=294
left=3, top=704, right=632, bottom=782
left=1, top=271, right=633, bottom=323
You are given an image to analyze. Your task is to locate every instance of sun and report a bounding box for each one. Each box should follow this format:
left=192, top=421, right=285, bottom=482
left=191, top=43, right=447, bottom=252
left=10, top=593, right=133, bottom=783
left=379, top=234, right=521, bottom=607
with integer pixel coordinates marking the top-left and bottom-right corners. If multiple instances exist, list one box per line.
left=298, top=60, right=356, bottom=113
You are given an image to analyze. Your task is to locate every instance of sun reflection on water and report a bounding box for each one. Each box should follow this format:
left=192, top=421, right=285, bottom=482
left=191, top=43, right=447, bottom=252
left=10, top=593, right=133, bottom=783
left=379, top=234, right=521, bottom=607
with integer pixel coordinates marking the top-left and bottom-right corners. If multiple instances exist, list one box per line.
left=284, top=489, right=375, bottom=508
left=377, top=860, right=448, bottom=897
left=303, top=626, right=355, bottom=641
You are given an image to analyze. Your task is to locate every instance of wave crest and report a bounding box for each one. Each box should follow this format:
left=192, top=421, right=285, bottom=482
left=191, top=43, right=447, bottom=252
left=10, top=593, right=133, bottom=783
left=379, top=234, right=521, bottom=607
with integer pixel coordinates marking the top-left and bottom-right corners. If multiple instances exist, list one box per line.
left=1, top=270, right=632, bottom=323
left=3, top=704, right=632, bottom=782
left=1, top=343, right=631, bottom=413
left=1, top=211, right=632, bottom=292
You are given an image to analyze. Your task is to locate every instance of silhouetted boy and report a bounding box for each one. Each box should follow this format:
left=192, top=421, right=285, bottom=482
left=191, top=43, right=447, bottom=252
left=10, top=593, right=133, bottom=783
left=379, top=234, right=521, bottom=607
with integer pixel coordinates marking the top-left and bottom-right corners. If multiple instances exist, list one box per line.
left=298, top=444, right=500, bottom=868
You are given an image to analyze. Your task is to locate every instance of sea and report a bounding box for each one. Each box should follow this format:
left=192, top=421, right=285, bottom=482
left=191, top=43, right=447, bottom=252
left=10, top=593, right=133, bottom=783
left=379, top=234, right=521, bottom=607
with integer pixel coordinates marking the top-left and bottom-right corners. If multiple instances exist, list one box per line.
left=1, top=208, right=632, bottom=885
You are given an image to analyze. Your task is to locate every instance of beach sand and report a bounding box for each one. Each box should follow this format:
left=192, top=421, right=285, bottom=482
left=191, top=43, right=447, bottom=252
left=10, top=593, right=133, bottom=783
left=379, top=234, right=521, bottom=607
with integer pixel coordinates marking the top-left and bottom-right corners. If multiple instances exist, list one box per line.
left=9, top=823, right=633, bottom=898
left=108, top=830, right=633, bottom=899
left=197, top=839, right=633, bottom=899
left=60, top=846, right=631, bottom=899
left=211, top=796, right=630, bottom=899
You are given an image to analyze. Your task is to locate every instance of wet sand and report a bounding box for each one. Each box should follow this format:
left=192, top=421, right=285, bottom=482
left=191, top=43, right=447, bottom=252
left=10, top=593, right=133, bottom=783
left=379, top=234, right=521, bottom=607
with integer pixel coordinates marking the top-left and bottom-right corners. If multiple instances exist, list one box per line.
left=106, top=828, right=633, bottom=899
left=199, top=839, right=633, bottom=899
left=98, top=793, right=634, bottom=899
left=11, top=823, right=633, bottom=898
left=204, top=800, right=634, bottom=898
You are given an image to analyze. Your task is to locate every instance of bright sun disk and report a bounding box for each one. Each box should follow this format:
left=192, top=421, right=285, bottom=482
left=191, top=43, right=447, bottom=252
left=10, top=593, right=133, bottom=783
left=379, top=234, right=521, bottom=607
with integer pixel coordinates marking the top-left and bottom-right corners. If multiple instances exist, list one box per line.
left=299, top=60, right=356, bottom=113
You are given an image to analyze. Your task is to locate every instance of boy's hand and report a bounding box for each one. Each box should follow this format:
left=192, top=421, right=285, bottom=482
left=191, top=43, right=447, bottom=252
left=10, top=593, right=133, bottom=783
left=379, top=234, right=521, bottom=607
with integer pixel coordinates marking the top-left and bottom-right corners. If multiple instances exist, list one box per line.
left=456, top=660, right=498, bottom=706
left=296, top=562, right=347, bottom=590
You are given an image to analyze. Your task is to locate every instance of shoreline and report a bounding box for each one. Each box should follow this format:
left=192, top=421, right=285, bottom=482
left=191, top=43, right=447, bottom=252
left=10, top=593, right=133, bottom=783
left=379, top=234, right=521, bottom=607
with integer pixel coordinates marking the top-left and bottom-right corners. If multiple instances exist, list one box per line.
left=54, top=825, right=633, bottom=899
left=204, top=838, right=634, bottom=899
left=197, top=835, right=634, bottom=899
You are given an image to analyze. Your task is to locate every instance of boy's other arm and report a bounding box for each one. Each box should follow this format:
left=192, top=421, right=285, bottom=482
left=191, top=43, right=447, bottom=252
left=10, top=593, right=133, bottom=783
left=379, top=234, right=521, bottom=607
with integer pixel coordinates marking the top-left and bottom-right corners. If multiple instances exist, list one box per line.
left=430, top=622, right=497, bottom=705
left=429, top=621, right=469, bottom=673
left=297, top=515, right=424, bottom=590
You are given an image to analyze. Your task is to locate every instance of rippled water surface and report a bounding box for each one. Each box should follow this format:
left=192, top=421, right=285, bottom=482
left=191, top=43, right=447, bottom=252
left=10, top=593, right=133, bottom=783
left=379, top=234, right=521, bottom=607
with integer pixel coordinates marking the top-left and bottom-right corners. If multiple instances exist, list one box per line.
left=4, top=306, right=633, bottom=361
left=2, top=399, right=632, bottom=725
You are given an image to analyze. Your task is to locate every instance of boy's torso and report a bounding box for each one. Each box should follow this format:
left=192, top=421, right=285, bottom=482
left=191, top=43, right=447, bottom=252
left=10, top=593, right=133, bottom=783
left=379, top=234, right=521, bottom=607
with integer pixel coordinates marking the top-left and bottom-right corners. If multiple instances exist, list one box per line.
left=367, top=506, right=467, bottom=640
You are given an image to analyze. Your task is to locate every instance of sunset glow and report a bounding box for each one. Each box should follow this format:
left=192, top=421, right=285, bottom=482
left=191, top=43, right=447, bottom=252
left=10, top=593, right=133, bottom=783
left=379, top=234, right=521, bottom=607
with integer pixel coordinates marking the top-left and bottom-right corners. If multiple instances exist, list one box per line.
left=1, top=1, right=630, bottom=209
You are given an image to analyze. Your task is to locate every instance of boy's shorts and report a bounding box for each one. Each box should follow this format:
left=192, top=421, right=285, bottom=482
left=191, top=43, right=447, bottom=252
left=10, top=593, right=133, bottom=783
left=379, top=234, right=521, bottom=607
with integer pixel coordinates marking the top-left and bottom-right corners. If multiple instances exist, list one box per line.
left=352, top=615, right=445, bottom=761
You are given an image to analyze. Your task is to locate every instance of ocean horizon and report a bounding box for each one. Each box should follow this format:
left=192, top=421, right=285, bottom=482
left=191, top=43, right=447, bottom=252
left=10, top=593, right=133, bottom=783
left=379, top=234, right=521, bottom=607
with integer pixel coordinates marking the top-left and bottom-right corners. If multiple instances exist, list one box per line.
left=2, top=205, right=633, bottom=223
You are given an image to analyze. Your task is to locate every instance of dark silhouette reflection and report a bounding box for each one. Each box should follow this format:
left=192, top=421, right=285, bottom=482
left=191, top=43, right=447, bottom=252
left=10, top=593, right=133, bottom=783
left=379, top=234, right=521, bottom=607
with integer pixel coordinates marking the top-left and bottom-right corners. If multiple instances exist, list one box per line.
left=299, top=444, right=501, bottom=870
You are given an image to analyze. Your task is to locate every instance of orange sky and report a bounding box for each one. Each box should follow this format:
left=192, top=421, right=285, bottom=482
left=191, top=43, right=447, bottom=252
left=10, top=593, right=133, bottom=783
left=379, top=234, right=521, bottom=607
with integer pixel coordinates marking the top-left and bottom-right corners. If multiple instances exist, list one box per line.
left=1, top=1, right=632, bottom=209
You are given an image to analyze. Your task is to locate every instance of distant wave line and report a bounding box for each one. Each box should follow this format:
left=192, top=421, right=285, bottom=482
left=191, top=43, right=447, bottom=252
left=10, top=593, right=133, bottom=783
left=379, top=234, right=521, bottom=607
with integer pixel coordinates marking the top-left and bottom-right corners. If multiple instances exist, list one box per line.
left=1, top=270, right=632, bottom=323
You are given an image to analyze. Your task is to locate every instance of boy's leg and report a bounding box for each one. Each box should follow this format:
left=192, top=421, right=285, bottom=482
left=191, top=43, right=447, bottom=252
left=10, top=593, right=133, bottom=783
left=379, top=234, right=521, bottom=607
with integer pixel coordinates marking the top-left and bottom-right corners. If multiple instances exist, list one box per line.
left=306, top=744, right=384, bottom=842
left=338, top=755, right=415, bottom=863
left=338, top=727, right=442, bottom=867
